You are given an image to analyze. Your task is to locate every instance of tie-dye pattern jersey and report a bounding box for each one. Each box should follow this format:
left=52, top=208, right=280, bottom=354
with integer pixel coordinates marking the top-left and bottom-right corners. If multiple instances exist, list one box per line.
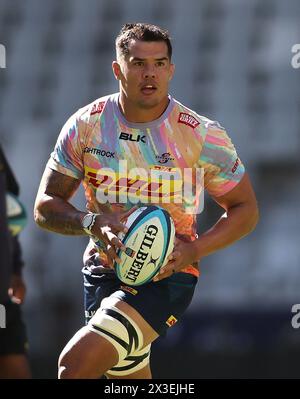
left=47, top=93, right=245, bottom=277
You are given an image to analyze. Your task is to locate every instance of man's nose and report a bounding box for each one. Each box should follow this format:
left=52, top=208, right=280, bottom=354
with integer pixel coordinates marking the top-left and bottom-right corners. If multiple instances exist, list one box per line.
left=142, top=65, right=156, bottom=79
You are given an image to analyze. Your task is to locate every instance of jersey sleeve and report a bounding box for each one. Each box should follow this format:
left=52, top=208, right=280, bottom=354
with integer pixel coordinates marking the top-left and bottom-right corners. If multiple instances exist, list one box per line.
left=47, top=111, right=85, bottom=179
left=198, top=121, right=245, bottom=197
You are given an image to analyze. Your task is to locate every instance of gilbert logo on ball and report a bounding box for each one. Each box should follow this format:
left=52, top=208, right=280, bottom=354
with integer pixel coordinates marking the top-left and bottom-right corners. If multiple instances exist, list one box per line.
left=114, top=206, right=175, bottom=286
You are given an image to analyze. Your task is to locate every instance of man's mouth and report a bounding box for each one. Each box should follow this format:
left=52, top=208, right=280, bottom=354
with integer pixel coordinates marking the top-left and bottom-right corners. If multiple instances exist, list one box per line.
left=141, top=84, right=157, bottom=95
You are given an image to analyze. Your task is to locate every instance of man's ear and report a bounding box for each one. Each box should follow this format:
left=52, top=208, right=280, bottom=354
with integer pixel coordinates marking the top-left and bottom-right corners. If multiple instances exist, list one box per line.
left=112, top=61, right=121, bottom=80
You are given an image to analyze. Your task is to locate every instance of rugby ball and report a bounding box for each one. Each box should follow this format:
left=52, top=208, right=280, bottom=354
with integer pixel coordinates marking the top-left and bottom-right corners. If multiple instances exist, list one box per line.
left=6, top=193, right=27, bottom=236
left=114, top=206, right=175, bottom=286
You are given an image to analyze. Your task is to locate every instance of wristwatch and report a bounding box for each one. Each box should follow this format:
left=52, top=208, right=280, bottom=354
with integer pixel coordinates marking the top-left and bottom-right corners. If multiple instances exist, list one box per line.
left=81, top=213, right=98, bottom=235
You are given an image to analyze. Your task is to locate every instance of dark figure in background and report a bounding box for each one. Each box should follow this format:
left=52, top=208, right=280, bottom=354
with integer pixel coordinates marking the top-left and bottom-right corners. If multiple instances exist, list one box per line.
left=0, top=144, right=31, bottom=379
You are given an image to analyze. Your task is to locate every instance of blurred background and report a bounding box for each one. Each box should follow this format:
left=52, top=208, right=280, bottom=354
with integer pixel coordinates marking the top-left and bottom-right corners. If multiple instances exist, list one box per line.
left=0, top=0, right=300, bottom=378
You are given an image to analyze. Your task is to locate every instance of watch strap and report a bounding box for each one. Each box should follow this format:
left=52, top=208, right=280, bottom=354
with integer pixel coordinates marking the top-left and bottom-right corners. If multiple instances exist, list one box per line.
left=82, top=213, right=98, bottom=235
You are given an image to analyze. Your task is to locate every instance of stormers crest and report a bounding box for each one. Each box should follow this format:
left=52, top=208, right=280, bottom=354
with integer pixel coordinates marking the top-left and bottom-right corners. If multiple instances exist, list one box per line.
left=114, top=206, right=175, bottom=286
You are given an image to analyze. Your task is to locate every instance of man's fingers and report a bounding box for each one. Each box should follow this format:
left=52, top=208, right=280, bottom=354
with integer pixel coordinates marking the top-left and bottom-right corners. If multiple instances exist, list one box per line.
left=153, top=269, right=172, bottom=282
left=168, top=250, right=181, bottom=261
left=111, top=222, right=128, bottom=234
left=153, top=259, right=181, bottom=282
left=119, top=206, right=139, bottom=221
left=109, top=207, right=138, bottom=233
left=174, top=237, right=181, bottom=245
left=107, top=245, right=122, bottom=264
left=111, top=236, right=126, bottom=251
left=153, top=249, right=182, bottom=282
left=162, top=257, right=181, bottom=274
left=106, top=253, right=114, bottom=268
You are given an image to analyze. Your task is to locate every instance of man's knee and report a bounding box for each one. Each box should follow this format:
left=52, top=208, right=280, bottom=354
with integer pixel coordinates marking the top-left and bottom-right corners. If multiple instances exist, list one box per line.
left=58, top=362, right=81, bottom=379
left=57, top=327, right=119, bottom=379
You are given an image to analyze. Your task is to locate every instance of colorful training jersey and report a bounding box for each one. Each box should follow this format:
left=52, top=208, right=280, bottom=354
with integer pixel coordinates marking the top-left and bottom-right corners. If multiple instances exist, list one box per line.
left=47, top=93, right=245, bottom=277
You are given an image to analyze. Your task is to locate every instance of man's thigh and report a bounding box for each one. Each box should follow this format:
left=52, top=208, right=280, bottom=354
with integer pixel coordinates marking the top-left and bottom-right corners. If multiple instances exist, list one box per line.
left=58, top=326, right=119, bottom=378
left=59, top=299, right=158, bottom=379
left=81, top=271, right=197, bottom=378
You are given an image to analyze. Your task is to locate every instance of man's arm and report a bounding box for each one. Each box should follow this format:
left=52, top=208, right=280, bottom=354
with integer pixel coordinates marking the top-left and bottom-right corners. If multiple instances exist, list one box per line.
left=34, top=167, right=84, bottom=235
left=194, top=172, right=259, bottom=258
left=34, top=167, right=137, bottom=266
left=154, top=172, right=259, bottom=280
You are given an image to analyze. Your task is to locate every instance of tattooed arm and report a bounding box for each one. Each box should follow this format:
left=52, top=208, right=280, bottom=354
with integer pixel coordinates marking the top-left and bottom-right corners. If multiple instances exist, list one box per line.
left=34, top=167, right=135, bottom=267
left=34, top=167, right=85, bottom=235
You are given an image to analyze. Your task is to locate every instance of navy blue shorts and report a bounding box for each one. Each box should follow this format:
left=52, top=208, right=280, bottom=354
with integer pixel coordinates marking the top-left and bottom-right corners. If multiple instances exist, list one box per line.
left=0, top=299, right=28, bottom=355
left=83, top=269, right=198, bottom=336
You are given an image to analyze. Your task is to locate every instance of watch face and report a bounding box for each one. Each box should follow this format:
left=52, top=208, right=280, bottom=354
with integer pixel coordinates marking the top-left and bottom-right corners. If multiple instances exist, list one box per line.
left=82, top=214, right=93, bottom=229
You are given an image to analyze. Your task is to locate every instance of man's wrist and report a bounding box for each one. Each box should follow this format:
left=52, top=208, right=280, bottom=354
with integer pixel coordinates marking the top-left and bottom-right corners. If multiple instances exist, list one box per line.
left=192, top=238, right=205, bottom=261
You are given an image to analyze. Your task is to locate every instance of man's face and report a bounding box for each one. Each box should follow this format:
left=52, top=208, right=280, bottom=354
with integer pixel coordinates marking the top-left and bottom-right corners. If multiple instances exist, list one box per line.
left=113, top=40, right=175, bottom=110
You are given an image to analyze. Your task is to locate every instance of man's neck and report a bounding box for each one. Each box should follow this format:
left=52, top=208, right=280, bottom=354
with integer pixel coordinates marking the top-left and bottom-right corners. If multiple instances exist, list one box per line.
left=118, top=93, right=169, bottom=123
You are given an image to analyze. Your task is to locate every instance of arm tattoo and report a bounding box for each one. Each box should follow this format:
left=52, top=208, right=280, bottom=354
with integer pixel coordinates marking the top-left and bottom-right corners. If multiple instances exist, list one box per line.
left=34, top=168, right=86, bottom=236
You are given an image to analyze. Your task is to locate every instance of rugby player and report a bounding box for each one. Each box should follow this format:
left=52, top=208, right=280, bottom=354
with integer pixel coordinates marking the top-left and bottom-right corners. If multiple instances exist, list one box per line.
left=34, top=23, right=259, bottom=379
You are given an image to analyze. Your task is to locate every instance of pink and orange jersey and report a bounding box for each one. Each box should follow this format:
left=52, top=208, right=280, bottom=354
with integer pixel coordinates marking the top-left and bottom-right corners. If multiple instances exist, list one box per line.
left=47, top=93, right=245, bottom=277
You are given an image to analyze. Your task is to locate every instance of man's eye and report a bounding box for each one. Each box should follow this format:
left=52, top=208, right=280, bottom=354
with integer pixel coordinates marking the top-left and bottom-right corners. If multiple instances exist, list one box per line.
left=156, top=62, right=165, bottom=67
left=134, top=62, right=143, bottom=66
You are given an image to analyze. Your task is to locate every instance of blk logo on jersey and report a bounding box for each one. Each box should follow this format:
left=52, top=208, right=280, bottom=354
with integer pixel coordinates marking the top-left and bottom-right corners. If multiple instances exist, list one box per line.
left=84, top=147, right=115, bottom=158
left=119, top=132, right=147, bottom=143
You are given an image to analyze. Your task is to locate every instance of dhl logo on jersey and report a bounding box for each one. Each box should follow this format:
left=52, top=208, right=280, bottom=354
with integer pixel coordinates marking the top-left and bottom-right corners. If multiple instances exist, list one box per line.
left=84, top=163, right=184, bottom=204
left=83, top=161, right=204, bottom=213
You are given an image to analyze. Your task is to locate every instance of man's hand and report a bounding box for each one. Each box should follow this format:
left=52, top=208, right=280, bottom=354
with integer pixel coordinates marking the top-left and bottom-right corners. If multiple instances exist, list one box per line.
left=8, top=274, right=26, bottom=304
left=84, top=182, right=141, bottom=267
left=153, top=238, right=199, bottom=282
left=91, top=207, right=138, bottom=268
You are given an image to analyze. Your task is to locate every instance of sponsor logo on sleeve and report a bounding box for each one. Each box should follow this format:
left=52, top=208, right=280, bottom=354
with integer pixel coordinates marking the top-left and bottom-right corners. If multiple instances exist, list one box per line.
left=166, top=315, right=178, bottom=327
left=90, top=101, right=105, bottom=116
left=178, top=113, right=200, bottom=129
left=231, top=158, right=240, bottom=173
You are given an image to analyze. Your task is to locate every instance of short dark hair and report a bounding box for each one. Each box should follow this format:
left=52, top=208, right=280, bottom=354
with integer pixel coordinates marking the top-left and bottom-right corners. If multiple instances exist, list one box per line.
left=116, top=23, right=172, bottom=60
